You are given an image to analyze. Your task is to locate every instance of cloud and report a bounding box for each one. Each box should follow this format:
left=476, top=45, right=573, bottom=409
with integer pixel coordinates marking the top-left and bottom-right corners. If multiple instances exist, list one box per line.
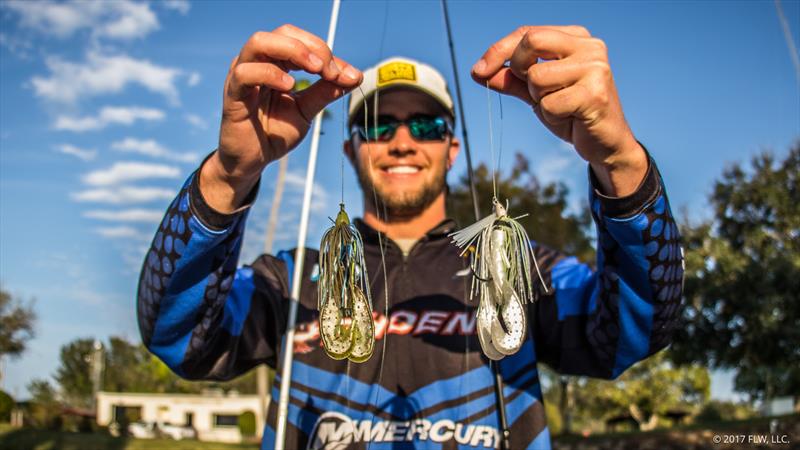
left=94, top=226, right=150, bottom=240
left=55, top=144, right=96, bottom=161
left=82, top=162, right=180, bottom=186
left=31, top=52, right=183, bottom=104
left=184, top=113, right=208, bottom=130
left=55, top=106, right=165, bottom=132
left=161, top=0, right=191, bottom=15
left=111, top=138, right=198, bottom=163
left=4, top=0, right=159, bottom=41
left=72, top=186, right=175, bottom=204
left=84, top=209, right=163, bottom=223
left=187, top=72, right=201, bottom=87
left=284, top=170, right=330, bottom=212
left=533, top=155, right=573, bottom=185
left=0, top=32, right=34, bottom=59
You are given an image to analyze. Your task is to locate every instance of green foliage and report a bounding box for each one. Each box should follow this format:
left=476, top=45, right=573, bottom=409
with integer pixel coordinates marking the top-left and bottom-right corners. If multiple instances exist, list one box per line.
left=448, top=153, right=596, bottom=264
left=55, top=339, right=95, bottom=408
left=695, top=400, right=755, bottom=424
left=670, top=144, right=800, bottom=401
left=50, top=335, right=262, bottom=404
left=544, top=398, right=563, bottom=435
left=26, top=379, right=61, bottom=429
left=0, top=286, right=36, bottom=358
left=0, top=426, right=260, bottom=449
left=238, top=411, right=256, bottom=436
left=546, top=352, right=710, bottom=433
left=0, top=390, right=13, bottom=422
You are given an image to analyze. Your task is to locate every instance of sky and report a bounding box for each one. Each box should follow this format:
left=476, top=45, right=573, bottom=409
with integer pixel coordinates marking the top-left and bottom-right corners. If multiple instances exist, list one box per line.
left=1, top=0, right=798, bottom=402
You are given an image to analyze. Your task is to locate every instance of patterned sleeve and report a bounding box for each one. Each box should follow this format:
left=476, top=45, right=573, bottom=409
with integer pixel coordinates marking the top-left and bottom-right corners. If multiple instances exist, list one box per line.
left=532, top=151, right=684, bottom=379
left=137, top=164, right=290, bottom=380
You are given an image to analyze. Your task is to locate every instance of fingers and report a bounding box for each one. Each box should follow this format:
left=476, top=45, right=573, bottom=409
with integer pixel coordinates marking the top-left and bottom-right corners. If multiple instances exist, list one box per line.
left=229, top=26, right=363, bottom=102
left=508, top=29, right=582, bottom=81
left=228, top=61, right=294, bottom=99
left=472, top=25, right=590, bottom=80
left=327, top=55, right=364, bottom=88
left=238, top=31, right=326, bottom=75
left=525, top=58, right=589, bottom=103
left=272, top=24, right=341, bottom=81
left=295, top=57, right=362, bottom=119
left=478, top=67, right=532, bottom=104
left=294, top=80, right=351, bottom=121
left=536, top=84, right=590, bottom=125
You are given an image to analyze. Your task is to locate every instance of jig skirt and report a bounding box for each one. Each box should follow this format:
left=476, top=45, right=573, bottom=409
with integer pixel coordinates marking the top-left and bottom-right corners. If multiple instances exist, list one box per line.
left=450, top=199, right=547, bottom=360
left=318, top=204, right=375, bottom=362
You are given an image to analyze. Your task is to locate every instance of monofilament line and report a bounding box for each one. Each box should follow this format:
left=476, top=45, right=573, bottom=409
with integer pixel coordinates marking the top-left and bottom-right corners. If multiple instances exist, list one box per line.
left=341, top=98, right=346, bottom=204
left=486, top=80, right=497, bottom=200
left=355, top=86, right=390, bottom=450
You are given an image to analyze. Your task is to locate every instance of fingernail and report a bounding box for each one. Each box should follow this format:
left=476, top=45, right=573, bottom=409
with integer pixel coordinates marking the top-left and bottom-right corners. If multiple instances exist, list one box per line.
left=473, top=59, right=487, bottom=74
left=282, top=73, right=294, bottom=87
left=308, top=53, right=323, bottom=70
left=343, top=66, right=360, bottom=81
left=328, top=59, right=340, bottom=76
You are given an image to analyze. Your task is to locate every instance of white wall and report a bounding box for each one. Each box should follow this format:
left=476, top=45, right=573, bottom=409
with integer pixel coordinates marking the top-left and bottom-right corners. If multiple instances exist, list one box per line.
left=96, top=391, right=265, bottom=443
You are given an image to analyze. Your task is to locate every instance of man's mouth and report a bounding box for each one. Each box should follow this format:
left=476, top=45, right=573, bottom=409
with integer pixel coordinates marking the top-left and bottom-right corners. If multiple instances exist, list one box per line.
left=384, top=165, right=421, bottom=175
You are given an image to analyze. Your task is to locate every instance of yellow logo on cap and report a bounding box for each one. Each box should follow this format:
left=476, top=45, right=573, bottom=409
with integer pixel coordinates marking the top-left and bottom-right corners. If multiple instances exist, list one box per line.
left=377, top=62, right=416, bottom=86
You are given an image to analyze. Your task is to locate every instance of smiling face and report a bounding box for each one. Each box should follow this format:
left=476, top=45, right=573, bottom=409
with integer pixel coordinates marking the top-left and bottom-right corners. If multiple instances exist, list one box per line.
left=346, top=88, right=459, bottom=219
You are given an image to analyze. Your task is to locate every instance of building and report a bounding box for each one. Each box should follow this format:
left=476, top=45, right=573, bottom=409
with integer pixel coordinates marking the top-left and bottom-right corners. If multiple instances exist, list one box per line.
left=95, top=390, right=264, bottom=443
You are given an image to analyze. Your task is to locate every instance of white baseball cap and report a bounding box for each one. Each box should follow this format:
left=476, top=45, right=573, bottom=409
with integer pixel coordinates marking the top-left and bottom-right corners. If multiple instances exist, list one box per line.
left=348, top=56, right=455, bottom=124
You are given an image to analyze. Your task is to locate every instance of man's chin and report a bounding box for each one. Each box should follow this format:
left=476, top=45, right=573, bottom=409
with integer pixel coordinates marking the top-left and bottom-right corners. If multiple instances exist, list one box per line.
left=372, top=188, right=440, bottom=219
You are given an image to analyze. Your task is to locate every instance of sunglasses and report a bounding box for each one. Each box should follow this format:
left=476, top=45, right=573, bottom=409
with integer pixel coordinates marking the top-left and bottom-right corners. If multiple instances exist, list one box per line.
left=351, top=114, right=453, bottom=142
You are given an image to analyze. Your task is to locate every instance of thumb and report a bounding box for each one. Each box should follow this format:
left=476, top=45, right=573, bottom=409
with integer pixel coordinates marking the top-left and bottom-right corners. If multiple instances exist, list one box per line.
left=294, top=79, right=356, bottom=122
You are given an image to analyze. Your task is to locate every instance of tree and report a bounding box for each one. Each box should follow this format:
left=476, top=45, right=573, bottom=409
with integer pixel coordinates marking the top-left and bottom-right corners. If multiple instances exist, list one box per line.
left=573, top=352, right=709, bottom=431
left=0, top=286, right=36, bottom=357
left=669, top=145, right=800, bottom=402
left=51, top=335, right=260, bottom=406
left=26, top=379, right=61, bottom=429
left=448, top=153, right=595, bottom=263
left=0, top=390, right=13, bottom=422
left=54, top=339, right=95, bottom=409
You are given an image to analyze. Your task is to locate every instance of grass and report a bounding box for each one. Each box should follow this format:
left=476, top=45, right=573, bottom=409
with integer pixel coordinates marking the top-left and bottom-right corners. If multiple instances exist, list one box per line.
left=0, top=425, right=259, bottom=450
left=553, top=413, right=799, bottom=444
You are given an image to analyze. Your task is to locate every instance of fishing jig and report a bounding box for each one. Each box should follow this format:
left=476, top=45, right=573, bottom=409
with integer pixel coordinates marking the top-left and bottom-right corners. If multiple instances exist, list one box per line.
left=318, top=203, right=375, bottom=362
left=450, top=198, right=547, bottom=359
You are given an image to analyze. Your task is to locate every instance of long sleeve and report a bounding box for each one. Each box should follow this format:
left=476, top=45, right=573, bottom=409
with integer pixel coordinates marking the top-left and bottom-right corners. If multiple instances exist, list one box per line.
left=532, top=153, right=684, bottom=379
left=137, top=166, right=290, bottom=381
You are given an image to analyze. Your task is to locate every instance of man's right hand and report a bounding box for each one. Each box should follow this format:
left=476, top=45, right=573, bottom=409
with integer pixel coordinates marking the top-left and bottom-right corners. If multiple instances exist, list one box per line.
left=202, top=24, right=362, bottom=213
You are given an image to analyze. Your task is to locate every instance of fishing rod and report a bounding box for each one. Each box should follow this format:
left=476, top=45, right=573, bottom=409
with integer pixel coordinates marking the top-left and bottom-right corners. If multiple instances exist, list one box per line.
left=273, top=1, right=342, bottom=448
left=441, top=1, right=511, bottom=449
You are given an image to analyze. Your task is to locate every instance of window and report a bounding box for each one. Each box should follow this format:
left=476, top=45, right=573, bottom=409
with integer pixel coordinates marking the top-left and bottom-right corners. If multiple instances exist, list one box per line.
left=214, top=414, right=238, bottom=427
left=185, top=412, right=194, bottom=427
left=112, top=405, right=141, bottom=424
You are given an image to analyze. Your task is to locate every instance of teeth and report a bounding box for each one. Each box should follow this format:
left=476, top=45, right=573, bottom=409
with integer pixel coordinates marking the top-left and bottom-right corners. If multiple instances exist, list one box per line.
left=386, top=166, right=419, bottom=174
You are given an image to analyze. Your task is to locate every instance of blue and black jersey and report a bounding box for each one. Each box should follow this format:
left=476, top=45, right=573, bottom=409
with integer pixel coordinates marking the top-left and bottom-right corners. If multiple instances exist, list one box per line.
left=137, top=153, right=684, bottom=449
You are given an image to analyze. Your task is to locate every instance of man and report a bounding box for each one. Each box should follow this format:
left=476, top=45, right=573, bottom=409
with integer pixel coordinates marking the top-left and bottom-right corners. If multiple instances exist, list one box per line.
left=138, top=24, right=683, bottom=449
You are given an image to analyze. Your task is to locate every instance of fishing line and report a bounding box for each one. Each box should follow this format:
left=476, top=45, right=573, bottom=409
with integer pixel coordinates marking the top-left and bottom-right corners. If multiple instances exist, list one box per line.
left=498, top=91, right=504, bottom=183
left=357, top=83, right=392, bottom=450
left=342, top=98, right=346, bottom=204
left=363, top=3, right=392, bottom=445
left=486, top=80, right=498, bottom=200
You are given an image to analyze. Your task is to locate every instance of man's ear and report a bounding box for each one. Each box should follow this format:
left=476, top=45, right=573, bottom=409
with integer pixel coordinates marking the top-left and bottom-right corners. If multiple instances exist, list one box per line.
left=344, top=139, right=356, bottom=166
left=447, top=137, right=460, bottom=171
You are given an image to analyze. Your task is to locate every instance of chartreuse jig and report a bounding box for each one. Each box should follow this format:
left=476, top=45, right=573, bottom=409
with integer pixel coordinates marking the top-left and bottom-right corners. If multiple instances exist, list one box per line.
left=318, top=203, right=374, bottom=362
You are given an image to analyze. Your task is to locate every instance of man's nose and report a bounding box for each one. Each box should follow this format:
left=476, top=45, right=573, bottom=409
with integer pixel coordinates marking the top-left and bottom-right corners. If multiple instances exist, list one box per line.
left=387, top=125, right=417, bottom=157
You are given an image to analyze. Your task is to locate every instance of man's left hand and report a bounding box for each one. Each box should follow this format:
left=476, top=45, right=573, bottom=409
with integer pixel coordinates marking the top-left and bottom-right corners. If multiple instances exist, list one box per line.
left=472, top=26, right=647, bottom=196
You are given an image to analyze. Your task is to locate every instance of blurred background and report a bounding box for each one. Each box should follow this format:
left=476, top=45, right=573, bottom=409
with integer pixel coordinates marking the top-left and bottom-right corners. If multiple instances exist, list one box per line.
left=0, top=0, right=798, bottom=449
